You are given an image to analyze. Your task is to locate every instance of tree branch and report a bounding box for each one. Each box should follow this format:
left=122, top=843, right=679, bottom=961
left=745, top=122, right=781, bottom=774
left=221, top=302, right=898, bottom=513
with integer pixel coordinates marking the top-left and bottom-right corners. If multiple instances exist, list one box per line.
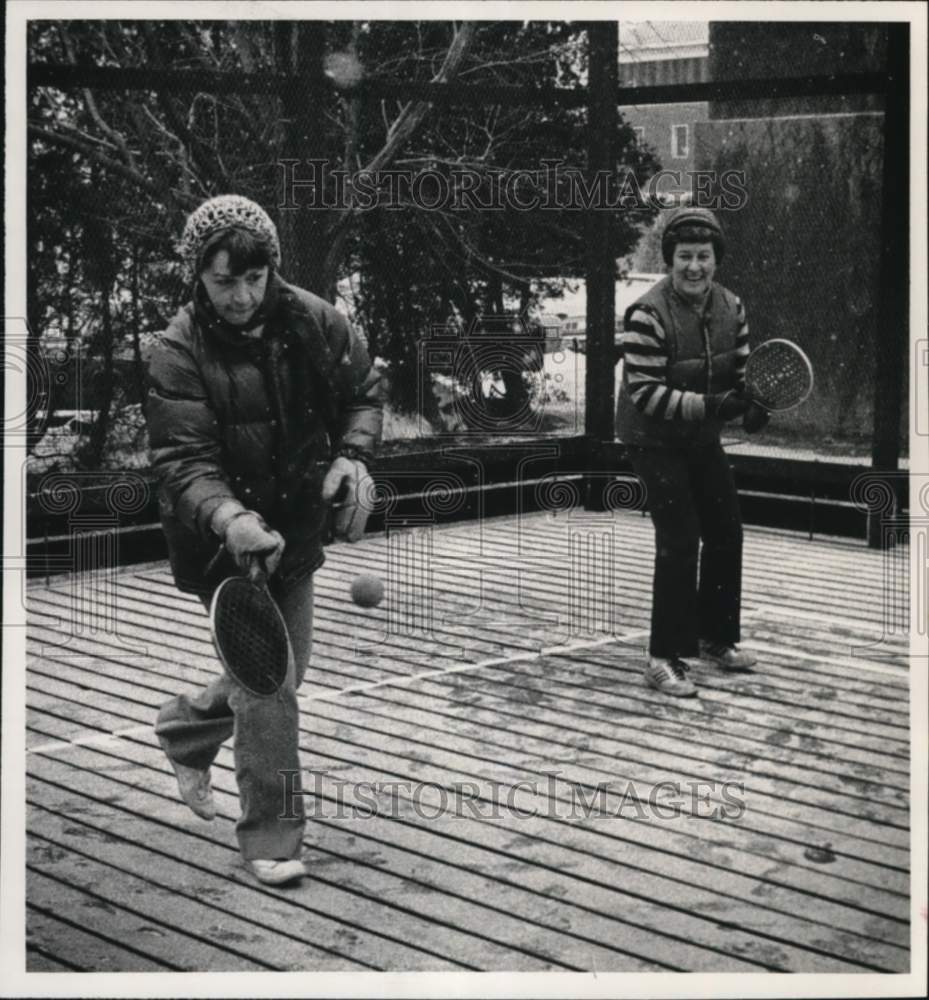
left=57, top=24, right=137, bottom=170
left=321, top=23, right=476, bottom=284
left=364, top=22, right=476, bottom=178
left=28, top=123, right=198, bottom=207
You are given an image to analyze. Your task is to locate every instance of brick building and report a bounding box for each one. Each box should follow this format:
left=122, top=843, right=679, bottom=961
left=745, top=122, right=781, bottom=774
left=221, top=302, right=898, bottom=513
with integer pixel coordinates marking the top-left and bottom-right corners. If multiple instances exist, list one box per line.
left=618, top=21, right=709, bottom=184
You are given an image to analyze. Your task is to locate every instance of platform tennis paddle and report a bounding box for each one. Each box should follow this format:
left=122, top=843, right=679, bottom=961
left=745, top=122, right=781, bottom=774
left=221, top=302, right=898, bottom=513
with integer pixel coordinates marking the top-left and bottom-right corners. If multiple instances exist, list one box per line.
left=744, top=339, right=814, bottom=412
left=207, top=551, right=292, bottom=697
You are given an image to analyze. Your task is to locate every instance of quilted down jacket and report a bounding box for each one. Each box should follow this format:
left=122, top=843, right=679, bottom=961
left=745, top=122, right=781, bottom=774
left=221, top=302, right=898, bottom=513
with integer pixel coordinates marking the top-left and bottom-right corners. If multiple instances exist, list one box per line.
left=146, top=276, right=384, bottom=594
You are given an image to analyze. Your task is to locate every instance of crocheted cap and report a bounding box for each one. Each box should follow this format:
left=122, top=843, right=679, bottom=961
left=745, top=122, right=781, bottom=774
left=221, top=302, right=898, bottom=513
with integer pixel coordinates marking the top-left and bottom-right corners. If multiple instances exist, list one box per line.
left=178, top=194, right=281, bottom=275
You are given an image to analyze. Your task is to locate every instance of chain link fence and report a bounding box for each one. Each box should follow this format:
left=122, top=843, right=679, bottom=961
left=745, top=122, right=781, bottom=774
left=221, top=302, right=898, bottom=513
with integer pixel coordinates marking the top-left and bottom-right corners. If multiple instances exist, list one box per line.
left=24, top=20, right=904, bottom=509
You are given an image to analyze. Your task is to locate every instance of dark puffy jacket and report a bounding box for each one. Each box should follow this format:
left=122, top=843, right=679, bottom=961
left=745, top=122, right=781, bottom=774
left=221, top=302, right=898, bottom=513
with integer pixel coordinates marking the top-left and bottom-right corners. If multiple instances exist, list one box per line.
left=615, top=276, right=744, bottom=448
left=146, top=278, right=384, bottom=594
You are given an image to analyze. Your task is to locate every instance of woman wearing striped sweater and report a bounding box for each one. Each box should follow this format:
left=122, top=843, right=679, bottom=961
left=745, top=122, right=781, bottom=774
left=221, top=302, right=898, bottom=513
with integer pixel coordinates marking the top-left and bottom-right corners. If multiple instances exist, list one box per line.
left=616, top=207, right=768, bottom=697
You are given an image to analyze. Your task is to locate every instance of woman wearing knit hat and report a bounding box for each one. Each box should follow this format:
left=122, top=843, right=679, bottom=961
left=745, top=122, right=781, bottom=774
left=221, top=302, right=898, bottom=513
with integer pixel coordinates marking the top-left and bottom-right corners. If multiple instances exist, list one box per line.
left=616, top=206, right=768, bottom=697
left=146, top=194, right=384, bottom=884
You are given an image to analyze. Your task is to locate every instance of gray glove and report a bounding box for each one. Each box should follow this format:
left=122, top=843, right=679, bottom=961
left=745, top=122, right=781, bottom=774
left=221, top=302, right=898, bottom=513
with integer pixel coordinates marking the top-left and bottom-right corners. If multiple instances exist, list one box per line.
left=222, top=511, right=285, bottom=577
left=321, top=456, right=371, bottom=543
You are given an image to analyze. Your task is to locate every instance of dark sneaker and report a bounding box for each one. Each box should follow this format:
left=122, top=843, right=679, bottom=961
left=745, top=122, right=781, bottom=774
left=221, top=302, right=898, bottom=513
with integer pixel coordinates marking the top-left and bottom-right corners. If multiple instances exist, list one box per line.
left=645, top=657, right=698, bottom=697
left=249, top=858, right=307, bottom=885
left=699, top=640, right=756, bottom=672
left=166, top=757, right=216, bottom=821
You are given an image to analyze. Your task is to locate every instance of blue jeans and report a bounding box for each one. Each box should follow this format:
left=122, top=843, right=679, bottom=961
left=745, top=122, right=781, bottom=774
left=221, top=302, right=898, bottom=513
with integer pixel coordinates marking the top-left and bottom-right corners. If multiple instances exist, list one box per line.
left=155, top=574, right=314, bottom=861
left=627, top=442, right=743, bottom=659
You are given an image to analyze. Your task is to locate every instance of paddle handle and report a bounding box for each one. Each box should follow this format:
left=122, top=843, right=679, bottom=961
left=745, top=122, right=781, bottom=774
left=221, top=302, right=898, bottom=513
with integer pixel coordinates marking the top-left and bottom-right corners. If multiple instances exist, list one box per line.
left=205, top=543, right=270, bottom=583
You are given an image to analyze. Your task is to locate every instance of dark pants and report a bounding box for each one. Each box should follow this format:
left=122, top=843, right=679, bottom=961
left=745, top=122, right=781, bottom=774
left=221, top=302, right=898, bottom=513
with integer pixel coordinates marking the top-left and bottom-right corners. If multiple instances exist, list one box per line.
left=628, top=442, right=743, bottom=659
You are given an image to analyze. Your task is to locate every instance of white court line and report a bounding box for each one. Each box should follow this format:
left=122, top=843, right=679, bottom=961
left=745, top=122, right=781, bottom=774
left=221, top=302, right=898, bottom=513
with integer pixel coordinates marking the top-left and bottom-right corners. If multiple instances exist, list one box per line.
left=299, top=629, right=654, bottom=704
left=26, top=630, right=653, bottom=755
left=28, top=724, right=154, bottom=757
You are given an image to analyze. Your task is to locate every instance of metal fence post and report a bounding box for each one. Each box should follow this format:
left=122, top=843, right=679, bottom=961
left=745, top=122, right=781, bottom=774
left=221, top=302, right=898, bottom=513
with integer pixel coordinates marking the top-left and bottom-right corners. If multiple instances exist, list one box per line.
left=584, top=22, right=619, bottom=510
left=869, top=23, right=909, bottom=547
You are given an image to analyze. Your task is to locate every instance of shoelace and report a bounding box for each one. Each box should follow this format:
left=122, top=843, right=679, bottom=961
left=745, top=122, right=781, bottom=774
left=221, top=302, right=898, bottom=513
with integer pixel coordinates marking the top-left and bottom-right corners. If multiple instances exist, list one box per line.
left=703, top=642, right=732, bottom=658
left=668, top=658, right=690, bottom=680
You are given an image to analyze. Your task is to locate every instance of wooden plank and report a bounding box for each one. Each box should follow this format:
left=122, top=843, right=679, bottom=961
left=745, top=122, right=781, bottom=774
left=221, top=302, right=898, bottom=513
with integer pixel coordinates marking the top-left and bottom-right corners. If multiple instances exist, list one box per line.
left=244, top=736, right=907, bottom=968
left=27, top=904, right=168, bottom=972
left=30, top=646, right=910, bottom=854
left=27, top=584, right=908, bottom=719
left=23, top=514, right=911, bottom=974
left=27, top=868, right=260, bottom=971
left=30, top=680, right=908, bottom=920
left=54, top=708, right=906, bottom=948
left=292, top=708, right=909, bottom=895
left=29, top=652, right=906, bottom=880
left=402, top=518, right=904, bottom=627
left=30, top=584, right=519, bottom=676
left=459, top=658, right=910, bottom=769
left=308, top=656, right=908, bottom=794
left=320, top=527, right=904, bottom=659
left=127, top=528, right=904, bottom=668
left=398, top=654, right=909, bottom=782
left=28, top=623, right=907, bottom=791
left=307, top=687, right=910, bottom=878
left=708, top=635, right=909, bottom=702
left=27, top=680, right=155, bottom=732
left=75, top=568, right=910, bottom=714
left=548, top=651, right=909, bottom=743
left=26, top=772, right=465, bottom=972
left=27, top=753, right=557, bottom=971
left=27, top=649, right=911, bottom=863
left=288, top=734, right=908, bottom=919
left=301, top=800, right=908, bottom=973
left=575, top=641, right=908, bottom=727
left=401, top=514, right=894, bottom=596
left=27, top=801, right=387, bottom=972
left=30, top=740, right=899, bottom=972
left=27, top=785, right=663, bottom=973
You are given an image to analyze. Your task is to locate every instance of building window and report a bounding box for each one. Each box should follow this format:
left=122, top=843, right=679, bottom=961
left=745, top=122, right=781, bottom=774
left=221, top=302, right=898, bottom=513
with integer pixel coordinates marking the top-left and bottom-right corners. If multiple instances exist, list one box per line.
left=632, top=126, right=645, bottom=145
left=671, top=124, right=689, bottom=159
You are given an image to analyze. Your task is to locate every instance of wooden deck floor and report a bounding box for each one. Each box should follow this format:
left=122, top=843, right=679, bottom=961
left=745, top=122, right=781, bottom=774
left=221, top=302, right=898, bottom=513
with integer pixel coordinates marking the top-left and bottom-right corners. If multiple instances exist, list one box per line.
left=24, top=510, right=910, bottom=973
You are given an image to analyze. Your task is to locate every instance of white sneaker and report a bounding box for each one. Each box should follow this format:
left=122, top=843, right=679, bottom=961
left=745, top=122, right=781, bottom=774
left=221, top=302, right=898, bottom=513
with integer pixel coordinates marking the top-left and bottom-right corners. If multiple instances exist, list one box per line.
left=249, top=858, right=308, bottom=885
left=166, top=758, right=216, bottom=821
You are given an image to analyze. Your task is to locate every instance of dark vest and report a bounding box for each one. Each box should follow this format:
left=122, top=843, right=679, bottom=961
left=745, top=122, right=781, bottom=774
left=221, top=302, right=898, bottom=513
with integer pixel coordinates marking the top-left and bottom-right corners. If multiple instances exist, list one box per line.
left=615, top=276, right=743, bottom=448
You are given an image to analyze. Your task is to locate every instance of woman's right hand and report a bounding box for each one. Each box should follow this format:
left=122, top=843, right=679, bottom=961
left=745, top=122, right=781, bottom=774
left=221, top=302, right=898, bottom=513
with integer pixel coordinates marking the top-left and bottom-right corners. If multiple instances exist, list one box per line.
left=705, top=390, right=750, bottom=422
left=223, top=512, right=285, bottom=577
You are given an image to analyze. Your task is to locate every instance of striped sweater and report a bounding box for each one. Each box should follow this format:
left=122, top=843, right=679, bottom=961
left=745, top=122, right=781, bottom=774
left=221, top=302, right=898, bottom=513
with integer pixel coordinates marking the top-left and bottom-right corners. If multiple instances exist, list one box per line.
left=620, top=296, right=750, bottom=422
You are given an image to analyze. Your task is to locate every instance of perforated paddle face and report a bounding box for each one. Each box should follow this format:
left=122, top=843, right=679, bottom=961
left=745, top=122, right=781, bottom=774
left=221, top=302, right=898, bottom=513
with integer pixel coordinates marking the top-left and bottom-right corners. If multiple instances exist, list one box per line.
left=744, top=339, right=814, bottom=411
left=210, top=578, right=289, bottom=696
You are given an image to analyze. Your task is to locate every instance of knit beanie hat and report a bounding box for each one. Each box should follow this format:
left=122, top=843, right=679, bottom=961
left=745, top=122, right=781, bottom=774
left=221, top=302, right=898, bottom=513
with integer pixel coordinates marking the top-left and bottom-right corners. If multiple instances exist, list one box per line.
left=660, top=206, right=725, bottom=266
left=178, top=194, right=281, bottom=277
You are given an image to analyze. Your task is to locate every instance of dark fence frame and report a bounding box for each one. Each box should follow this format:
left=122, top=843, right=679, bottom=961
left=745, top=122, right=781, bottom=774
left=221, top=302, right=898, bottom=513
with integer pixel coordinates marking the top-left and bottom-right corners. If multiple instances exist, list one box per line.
left=23, top=22, right=910, bottom=573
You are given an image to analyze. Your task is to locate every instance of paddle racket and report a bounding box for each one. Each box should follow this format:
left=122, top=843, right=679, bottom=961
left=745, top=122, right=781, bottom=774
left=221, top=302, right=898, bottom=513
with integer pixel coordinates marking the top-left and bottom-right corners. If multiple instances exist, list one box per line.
left=207, top=552, right=292, bottom=697
left=743, top=339, right=814, bottom=412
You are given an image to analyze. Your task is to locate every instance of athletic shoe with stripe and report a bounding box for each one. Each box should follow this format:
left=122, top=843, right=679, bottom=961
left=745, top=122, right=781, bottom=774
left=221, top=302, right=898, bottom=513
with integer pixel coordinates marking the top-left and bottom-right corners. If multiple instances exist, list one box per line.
left=645, top=656, right=697, bottom=697
left=699, top=640, right=756, bottom=672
